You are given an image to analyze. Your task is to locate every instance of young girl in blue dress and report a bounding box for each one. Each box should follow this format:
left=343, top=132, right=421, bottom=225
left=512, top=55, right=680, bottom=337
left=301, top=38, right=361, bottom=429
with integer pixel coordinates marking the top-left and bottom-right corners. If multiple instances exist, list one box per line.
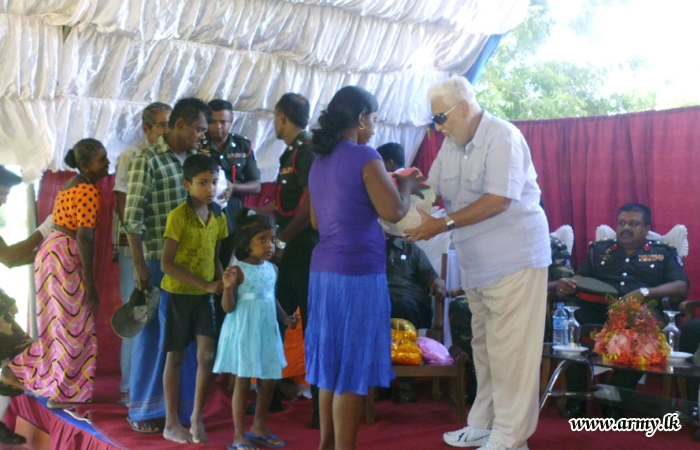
left=214, top=211, right=299, bottom=450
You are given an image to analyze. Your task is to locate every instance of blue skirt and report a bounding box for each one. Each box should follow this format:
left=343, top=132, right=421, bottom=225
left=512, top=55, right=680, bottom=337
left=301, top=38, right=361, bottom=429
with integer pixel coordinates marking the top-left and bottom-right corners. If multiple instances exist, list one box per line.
left=305, top=271, right=394, bottom=396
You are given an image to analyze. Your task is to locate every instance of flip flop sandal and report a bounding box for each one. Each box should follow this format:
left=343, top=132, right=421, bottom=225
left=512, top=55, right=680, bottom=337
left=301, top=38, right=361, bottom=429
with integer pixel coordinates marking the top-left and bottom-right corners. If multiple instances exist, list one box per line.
left=227, top=444, right=259, bottom=450
left=126, top=416, right=163, bottom=434
left=245, top=431, right=286, bottom=448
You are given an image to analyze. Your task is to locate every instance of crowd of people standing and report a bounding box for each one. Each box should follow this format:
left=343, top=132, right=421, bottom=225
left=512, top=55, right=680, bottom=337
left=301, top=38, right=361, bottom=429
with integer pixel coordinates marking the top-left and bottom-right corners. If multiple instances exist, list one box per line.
left=0, top=76, right=634, bottom=450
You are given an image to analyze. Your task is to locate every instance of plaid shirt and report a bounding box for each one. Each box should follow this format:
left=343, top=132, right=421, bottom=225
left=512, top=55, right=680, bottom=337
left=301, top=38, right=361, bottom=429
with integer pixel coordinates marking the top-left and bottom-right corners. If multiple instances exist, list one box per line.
left=124, top=136, right=197, bottom=261
left=112, top=141, right=149, bottom=261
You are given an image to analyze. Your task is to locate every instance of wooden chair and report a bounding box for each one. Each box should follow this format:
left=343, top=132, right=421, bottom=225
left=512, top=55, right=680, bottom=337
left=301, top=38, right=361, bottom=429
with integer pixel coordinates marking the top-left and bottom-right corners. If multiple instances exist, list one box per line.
left=365, top=253, right=470, bottom=424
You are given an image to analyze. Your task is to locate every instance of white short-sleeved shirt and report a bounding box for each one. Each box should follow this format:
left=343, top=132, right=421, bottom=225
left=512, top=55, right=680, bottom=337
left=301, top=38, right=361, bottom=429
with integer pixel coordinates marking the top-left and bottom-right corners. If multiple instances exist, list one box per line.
left=427, top=111, right=551, bottom=290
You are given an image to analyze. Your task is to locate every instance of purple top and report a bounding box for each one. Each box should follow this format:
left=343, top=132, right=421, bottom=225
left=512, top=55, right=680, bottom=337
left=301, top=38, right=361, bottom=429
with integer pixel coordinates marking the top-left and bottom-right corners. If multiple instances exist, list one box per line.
left=308, top=140, right=385, bottom=275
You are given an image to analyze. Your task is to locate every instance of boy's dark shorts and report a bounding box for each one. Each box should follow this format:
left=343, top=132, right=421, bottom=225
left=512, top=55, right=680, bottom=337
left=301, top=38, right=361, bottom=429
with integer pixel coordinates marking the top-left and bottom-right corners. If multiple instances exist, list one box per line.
left=163, top=292, right=216, bottom=352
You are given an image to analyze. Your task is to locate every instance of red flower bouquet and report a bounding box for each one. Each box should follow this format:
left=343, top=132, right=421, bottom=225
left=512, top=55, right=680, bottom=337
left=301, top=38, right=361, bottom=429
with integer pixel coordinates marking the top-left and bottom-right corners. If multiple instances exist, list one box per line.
left=593, top=295, right=670, bottom=369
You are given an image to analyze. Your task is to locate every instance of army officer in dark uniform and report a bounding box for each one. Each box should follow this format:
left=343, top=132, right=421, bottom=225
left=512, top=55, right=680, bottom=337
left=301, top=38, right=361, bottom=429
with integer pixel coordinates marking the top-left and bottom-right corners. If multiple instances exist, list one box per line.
left=254, top=93, right=319, bottom=425
left=200, top=99, right=261, bottom=267
left=557, top=202, right=689, bottom=418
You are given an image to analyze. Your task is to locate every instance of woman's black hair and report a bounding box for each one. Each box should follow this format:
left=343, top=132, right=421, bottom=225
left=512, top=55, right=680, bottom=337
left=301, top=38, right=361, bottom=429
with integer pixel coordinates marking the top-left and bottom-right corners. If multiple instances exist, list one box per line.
left=64, top=138, right=104, bottom=172
left=311, top=86, right=378, bottom=155
left=233, top=208, right=275, bottom=261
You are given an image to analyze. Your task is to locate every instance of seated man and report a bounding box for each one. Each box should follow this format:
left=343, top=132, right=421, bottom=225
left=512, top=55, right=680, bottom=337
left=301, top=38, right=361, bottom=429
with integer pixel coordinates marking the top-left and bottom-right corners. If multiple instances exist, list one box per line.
left=556, top=202, right=689, bottom=418
left=386, top=232, right=447, bottom=402
left=376, top=142, right=405, bottom=172
left=386, top=233, right=446, bottom=330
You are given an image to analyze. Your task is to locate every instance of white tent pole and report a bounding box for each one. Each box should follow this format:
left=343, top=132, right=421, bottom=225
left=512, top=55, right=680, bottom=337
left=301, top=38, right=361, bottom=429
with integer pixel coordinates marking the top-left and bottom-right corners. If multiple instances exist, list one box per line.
left=25, top=182, right=38, bottom=339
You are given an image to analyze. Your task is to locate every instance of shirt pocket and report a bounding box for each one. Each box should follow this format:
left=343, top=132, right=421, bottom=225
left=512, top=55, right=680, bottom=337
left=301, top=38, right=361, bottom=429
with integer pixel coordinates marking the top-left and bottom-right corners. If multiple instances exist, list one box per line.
left=439, top=160, right=461, bottom=201
left=460, top=151, right=486, bottom=197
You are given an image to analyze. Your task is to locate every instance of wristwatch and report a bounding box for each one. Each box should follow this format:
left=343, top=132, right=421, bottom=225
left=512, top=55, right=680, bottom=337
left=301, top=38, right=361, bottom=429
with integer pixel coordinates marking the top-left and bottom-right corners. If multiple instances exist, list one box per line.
left=276, top=239, right=287, bottom=250
left=639, top=287, right=650, bottom=298
left=445, top=215, right=456, bottom=231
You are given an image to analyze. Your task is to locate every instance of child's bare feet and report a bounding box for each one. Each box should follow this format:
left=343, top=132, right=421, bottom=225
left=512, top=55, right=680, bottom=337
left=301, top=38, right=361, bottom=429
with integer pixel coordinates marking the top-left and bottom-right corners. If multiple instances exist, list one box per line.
left=190, top=418, right=209, bottom=444
left=163, top=423, right=192, bottom=444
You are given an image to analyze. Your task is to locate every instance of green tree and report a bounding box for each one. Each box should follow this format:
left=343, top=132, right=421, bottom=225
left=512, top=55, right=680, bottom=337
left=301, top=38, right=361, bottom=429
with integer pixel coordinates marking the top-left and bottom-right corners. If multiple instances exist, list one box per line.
left=475, top=2, right=656, bottom=120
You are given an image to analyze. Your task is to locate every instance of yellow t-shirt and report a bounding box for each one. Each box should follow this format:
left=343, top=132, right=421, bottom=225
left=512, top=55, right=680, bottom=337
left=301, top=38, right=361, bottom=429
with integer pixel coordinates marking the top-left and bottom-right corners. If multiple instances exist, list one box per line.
left=160, top=201, right=228, bottom=295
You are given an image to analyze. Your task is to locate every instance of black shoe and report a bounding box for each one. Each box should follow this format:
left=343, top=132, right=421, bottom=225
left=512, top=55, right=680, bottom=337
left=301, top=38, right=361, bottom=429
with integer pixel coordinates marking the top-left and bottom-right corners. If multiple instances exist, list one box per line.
left=561, top=400, right=585, bottom=418
left=0, top=422, right=26, bottom=445
left=395, top=389, right=418, bottom=404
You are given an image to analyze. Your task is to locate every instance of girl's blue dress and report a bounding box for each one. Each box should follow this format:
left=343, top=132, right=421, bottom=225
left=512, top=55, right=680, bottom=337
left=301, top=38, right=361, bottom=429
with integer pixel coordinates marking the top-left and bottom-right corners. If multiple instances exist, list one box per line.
left=213, top=261, right=286, bottom=379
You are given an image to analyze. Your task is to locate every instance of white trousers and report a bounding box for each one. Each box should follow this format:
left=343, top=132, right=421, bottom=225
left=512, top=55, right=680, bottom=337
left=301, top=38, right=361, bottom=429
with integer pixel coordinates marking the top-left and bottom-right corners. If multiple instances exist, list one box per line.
left=465, top=267, right=547, bottom=448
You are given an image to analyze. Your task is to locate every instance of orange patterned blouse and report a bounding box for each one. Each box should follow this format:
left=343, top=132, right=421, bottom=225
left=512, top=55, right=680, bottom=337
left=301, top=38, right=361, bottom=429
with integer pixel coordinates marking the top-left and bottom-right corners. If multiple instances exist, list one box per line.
left=52, top=183, right=101, bottom=231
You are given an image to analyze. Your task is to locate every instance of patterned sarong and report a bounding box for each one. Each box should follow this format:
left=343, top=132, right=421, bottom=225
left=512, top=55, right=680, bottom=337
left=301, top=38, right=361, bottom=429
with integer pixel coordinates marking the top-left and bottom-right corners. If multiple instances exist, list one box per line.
left=10, top=230, right=97, bottom=402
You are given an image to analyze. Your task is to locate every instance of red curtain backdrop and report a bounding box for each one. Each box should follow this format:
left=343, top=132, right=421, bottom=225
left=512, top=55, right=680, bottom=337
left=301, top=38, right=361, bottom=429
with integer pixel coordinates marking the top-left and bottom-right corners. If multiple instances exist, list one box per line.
left=412, top=127, right=445, bottom=176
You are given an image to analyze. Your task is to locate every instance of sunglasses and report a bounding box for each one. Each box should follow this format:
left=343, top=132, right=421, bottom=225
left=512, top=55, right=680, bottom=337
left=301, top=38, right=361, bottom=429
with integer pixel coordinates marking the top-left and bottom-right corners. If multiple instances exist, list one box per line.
left=431, top=104, right=457, bottom=126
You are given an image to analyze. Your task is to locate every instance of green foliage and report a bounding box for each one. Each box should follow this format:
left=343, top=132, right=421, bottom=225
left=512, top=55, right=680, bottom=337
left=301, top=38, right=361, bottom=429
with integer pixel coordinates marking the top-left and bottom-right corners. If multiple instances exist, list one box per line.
left=475, top=2, right=656, bottom=120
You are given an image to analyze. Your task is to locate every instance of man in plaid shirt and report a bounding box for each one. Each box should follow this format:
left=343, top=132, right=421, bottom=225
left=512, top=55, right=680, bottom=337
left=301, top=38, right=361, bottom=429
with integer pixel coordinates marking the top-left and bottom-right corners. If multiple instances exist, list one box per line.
left=124, top=97, right=211, bottom=434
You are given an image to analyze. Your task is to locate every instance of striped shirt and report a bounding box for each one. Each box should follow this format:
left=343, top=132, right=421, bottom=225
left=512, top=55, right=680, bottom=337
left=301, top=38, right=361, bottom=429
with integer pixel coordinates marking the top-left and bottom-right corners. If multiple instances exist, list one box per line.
left=124, top=136, right=197, bottom=261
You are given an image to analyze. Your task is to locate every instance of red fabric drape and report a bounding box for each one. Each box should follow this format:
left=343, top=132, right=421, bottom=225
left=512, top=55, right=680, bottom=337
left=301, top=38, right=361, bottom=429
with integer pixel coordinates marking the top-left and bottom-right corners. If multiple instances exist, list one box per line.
left=243, top=182, right=277, bottom=208
left=36, top=173, right=122, bottom=376
left=4, top=394, right=118, bottom=450
left=412, top=127, right=445, bottom=175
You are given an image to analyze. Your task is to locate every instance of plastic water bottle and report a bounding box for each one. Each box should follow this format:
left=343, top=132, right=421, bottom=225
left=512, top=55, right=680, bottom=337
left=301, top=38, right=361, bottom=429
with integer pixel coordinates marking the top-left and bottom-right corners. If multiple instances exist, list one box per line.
left=552, top=303, right=569, bottom=346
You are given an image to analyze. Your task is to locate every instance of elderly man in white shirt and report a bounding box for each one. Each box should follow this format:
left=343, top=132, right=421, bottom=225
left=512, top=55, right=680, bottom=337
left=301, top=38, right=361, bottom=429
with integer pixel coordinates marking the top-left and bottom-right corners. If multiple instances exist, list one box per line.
left=406, top=77, right=550, bottom=450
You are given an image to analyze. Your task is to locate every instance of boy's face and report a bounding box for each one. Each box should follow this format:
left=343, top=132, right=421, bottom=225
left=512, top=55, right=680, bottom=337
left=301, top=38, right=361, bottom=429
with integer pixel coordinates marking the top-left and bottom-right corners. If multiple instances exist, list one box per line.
left=184, top=171, right=218, bottom=204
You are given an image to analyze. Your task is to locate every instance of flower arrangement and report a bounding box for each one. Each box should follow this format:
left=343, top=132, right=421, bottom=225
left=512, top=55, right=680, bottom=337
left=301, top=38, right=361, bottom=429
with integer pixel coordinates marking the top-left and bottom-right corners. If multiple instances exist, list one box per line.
left=593, top=295, right=670, bottom=369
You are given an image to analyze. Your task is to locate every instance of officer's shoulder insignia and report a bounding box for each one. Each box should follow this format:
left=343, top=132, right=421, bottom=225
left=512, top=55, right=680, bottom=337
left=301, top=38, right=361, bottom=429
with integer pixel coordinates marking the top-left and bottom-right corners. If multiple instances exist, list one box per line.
left=231, top=133, right=250, bottom=143
left=590, top=238, right=614, bottom=248
left=645, top=241, right=677, bottom=253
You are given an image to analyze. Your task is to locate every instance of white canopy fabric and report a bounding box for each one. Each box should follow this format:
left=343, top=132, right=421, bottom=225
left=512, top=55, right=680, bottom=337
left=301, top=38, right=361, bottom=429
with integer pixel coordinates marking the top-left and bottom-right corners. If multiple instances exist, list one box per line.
left=0, top=0, right=528, bottom=182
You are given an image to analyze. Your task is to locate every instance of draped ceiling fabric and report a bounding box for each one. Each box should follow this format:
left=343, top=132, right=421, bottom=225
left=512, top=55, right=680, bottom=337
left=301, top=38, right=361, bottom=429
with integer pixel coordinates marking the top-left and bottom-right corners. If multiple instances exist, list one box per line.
left=0, top=0, right=528, bottom=182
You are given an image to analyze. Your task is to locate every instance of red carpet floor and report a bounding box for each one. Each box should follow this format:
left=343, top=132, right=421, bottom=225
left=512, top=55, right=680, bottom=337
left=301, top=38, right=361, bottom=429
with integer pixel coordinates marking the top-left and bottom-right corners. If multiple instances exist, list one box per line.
left=7, top=374, right=699, bottom=449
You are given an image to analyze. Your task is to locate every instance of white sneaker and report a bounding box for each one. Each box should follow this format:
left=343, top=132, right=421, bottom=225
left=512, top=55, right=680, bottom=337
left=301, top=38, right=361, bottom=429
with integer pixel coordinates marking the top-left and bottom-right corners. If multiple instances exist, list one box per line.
left=476, top=439, right=529, bottom=450
left=443, top=425, right=491, bottom=448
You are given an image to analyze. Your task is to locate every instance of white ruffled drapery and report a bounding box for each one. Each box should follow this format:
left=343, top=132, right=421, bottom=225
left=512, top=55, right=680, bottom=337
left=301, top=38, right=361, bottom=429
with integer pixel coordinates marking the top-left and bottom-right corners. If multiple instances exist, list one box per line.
left=0, top=0, right=528, bottom=182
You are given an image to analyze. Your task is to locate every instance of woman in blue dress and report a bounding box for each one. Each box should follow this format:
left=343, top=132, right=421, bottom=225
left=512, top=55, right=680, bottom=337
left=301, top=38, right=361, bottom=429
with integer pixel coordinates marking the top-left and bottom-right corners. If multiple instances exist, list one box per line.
left=306, top=86, right=424, bottom=449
